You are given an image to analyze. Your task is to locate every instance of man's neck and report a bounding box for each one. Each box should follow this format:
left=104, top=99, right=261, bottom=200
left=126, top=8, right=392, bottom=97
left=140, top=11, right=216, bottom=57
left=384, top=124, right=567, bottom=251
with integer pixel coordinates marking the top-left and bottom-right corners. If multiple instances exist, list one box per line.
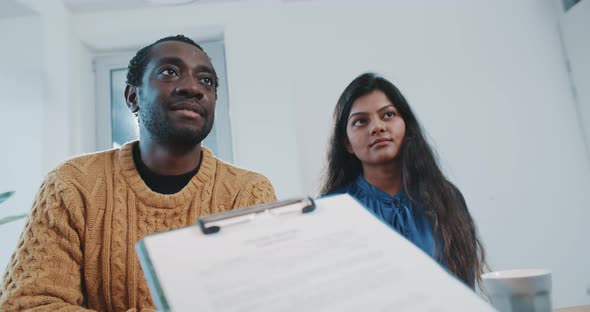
left=362, top=161, right=403, bottom=197
left=138, top=137, right=202, bottom=176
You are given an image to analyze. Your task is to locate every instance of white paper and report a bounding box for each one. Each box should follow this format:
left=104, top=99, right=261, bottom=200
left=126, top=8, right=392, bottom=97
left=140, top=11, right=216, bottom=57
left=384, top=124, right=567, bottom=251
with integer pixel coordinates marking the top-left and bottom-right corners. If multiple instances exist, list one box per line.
left=139, top=194, right=495, bottom=312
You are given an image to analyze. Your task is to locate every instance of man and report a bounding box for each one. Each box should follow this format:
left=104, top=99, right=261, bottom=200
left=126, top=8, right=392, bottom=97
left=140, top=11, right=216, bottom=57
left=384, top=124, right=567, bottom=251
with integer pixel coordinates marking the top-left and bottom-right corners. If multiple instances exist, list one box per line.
left=0, top=35, right=276, bottom=311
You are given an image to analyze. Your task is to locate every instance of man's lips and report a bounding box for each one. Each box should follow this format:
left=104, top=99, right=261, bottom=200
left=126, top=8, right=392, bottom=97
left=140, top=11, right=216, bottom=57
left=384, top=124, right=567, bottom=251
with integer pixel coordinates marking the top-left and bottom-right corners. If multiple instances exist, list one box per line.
left=370, top=138, right=392, bottom=147
left=173, top=109, right=201, bottom=119
left=170, top=101, right=207, bottom=117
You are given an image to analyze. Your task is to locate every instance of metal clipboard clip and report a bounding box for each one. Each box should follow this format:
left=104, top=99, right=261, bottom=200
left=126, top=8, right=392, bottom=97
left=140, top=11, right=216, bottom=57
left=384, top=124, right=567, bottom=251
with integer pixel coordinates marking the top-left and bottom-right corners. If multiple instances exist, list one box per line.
left=197, top=197, right=316, bottom=235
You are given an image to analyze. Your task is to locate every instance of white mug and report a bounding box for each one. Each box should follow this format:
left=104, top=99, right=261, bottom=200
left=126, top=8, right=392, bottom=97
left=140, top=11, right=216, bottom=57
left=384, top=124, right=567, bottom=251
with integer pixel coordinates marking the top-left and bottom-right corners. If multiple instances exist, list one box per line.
left=482, top=269, right=552, bottom=312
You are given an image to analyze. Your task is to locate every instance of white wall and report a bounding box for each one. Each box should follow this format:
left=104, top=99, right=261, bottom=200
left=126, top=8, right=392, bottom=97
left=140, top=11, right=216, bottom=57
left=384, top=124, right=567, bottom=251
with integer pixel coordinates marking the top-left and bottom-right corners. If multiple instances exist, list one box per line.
left=37, top=0, right=98, bottom=169
left=561, top=0, right=590, bottom=160
left=0, top=0, right=96, bottom=274
left=1, top=0, right=589, bottom=308
left=71, top=1, right=590, bottom=307
left=297, top=1, right=590, bottom=306
left=72, top=3, right=304, bottom=199
left=0, top=15, right=44, bottom=269
left=289, top=1, right=590, bottom=307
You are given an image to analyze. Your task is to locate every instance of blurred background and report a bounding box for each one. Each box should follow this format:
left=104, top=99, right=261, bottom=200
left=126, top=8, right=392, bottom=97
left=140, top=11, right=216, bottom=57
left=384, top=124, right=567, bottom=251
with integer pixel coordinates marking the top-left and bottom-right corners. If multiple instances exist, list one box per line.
left=0, top=0, right=588, bottom=308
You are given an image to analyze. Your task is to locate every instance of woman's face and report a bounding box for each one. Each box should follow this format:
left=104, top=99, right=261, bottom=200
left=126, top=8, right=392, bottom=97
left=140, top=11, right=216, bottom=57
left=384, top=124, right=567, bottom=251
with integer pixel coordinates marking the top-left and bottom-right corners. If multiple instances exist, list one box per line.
left=344, top=90, right=406, bottom=167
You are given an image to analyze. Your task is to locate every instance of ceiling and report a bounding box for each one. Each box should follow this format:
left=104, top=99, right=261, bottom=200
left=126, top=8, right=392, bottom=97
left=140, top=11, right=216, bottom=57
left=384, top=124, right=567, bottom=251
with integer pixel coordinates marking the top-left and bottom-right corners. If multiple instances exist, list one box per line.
left=0, top=0, right=245, bottom=18
left=63, top=0, right=184, bottom=13
left=62, top=0, right=242, bottom=13
left=0, top=0, right=37, bottom=19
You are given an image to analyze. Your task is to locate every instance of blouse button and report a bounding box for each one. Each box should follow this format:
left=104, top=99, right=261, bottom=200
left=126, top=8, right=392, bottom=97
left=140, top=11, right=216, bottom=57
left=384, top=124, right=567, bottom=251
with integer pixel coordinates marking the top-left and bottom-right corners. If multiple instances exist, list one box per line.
left=393, top=199, right=400, bottom=207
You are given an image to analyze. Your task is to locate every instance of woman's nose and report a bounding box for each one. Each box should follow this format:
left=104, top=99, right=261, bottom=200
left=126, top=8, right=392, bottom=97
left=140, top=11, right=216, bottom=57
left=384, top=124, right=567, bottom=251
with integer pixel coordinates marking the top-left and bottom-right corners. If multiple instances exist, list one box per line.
left=371, top=120, right=386, bottom=135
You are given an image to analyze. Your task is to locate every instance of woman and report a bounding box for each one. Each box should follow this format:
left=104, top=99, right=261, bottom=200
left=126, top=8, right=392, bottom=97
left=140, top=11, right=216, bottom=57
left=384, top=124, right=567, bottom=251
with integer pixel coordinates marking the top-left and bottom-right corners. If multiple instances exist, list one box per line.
left=320, top=72, right=486, bottom=287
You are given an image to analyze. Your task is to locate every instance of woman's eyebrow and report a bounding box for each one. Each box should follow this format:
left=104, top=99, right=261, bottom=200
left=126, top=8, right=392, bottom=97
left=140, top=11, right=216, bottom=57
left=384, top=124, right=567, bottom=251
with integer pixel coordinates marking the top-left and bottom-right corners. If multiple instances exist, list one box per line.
left=377, top=104, right=395, bottom=113
left=348, top=111, right=368, bottom=120
left=349, top=104, right=395, bottom=120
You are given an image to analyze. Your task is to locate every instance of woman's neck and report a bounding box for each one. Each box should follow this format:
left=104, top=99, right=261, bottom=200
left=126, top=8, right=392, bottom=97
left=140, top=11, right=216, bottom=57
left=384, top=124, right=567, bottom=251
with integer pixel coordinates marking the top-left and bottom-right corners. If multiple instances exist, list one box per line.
left=362, top=162, right=403, bottom=197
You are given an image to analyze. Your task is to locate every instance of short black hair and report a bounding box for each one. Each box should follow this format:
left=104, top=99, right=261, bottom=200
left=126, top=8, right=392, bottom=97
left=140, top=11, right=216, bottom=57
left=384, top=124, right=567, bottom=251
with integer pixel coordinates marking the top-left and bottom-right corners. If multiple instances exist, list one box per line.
left=126, top=34, right=219, bottom=90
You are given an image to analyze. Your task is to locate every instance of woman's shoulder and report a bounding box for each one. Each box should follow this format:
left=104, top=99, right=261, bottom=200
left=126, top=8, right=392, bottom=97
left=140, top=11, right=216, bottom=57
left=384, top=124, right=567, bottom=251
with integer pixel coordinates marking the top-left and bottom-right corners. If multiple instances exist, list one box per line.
left=318, top=182, right=355, bottom=199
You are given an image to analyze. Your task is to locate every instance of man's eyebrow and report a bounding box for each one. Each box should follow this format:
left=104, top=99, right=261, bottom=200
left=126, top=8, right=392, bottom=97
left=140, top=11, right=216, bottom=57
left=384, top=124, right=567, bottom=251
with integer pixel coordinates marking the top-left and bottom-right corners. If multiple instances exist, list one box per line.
left=348, top=104, right=394, bottom=120
left=153, top=56, right=184, bottom=67
left=195, top=64, right=217, bottom=76
left=153, top=57, right=216, bottom=76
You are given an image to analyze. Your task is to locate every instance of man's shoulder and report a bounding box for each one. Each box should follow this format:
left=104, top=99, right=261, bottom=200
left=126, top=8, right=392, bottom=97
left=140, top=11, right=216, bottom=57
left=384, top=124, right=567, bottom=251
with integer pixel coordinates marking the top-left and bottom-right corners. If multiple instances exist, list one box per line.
left=51, top=148, right=120, bottom=183
left=213, top=157, right=271, bottom=186
left=201, top=149, right=273, bottom=196
left=207, top=155, right=276, bottom=208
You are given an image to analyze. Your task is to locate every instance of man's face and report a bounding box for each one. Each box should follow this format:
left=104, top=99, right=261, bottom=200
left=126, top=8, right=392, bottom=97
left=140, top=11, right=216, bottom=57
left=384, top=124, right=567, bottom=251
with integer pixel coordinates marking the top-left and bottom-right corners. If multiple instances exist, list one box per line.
left=136, top=41, right=217, bottom=146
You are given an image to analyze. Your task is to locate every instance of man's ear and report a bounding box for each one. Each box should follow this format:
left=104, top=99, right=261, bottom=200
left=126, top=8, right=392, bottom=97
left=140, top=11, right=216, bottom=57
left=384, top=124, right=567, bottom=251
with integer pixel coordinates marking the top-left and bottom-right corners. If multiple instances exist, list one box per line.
left=343, top=136, right=354, bottom=154
left=125, top=85, right=139, bottom=116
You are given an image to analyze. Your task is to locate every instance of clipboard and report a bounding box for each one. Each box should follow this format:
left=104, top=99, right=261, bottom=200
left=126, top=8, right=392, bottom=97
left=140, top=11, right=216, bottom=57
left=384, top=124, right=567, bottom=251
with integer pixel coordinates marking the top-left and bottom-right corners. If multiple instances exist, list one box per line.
left=137, top=197, right=316, bottom=311
left=197, top=197, right=316, bottom=235
left=136, top=194, right=495, bottom=312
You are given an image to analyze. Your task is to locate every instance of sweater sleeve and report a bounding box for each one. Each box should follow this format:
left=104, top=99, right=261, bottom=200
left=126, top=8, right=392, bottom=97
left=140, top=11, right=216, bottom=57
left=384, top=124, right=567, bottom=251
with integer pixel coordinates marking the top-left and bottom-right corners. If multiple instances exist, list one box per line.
left=234, top=174, right=277, bottom=208
left=0, top=172, right=95, bottom=312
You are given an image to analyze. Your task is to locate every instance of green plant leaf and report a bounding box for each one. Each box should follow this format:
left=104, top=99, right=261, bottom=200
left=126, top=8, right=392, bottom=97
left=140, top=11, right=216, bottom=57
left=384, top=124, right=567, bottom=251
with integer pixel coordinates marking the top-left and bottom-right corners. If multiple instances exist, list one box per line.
left=0, top=191, right=15, bottom=205
left=0, top=214, right=27, bottom=226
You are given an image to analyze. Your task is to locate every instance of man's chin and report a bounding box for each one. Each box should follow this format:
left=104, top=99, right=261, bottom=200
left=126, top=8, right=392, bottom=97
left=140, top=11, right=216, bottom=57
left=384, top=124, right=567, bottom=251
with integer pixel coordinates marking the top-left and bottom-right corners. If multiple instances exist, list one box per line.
left=167, top=127, right=211, bottom=146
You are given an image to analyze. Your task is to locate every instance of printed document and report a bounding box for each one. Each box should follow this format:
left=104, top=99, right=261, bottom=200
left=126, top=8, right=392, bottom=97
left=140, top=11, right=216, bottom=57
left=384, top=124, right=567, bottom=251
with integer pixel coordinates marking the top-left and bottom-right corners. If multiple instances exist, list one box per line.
left=137, top=194, right=494, bottom=312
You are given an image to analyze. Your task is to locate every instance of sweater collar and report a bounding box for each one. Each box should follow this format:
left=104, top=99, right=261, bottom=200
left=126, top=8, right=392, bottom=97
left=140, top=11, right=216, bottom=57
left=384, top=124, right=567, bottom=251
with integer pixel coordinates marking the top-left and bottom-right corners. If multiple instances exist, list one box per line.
left=118, top=141, right=216, bottom=208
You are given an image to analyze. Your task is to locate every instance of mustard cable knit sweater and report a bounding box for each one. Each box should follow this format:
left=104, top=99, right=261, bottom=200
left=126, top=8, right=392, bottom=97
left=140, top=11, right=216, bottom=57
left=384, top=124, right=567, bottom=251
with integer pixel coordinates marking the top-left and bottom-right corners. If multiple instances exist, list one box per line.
left=0, top=141, right=276, bottom=311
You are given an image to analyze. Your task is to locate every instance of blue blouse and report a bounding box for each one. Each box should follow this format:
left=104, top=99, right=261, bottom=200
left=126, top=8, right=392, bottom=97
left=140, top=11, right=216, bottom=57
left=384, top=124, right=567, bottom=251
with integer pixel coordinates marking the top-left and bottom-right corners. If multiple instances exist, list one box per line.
left=325, top=176, right=441, bottom=264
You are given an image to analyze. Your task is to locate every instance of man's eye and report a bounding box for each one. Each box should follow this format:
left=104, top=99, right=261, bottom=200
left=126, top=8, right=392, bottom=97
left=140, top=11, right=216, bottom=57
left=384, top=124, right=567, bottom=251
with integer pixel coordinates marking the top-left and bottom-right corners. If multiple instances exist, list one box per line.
left=160, top=68, right=178, bottom=76
left=200, top=77, right=213, bottom=86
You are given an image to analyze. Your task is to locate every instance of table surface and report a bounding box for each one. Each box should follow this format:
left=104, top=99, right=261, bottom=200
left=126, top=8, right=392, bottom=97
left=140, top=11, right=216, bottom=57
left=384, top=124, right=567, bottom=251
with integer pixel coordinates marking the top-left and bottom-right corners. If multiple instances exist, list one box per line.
left=554, top=305, right=590, bottom=312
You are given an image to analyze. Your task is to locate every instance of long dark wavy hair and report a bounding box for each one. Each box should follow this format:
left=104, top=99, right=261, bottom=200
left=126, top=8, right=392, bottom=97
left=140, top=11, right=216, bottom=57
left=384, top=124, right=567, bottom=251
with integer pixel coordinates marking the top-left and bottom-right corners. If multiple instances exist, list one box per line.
left=320, top=72, right=487, bottom=287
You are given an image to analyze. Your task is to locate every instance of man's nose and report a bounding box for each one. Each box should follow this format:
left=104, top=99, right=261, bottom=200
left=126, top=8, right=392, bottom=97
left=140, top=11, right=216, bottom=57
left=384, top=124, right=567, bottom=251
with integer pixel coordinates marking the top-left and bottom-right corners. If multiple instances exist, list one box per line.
left=174, top=77, right=205, bottom=100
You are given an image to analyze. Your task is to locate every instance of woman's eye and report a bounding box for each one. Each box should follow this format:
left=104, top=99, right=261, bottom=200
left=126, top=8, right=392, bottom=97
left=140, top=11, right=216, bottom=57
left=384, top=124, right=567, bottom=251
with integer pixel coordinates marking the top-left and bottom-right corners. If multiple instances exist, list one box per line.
left=200, top=77, right=213, bottom=86
left=353, top=119, right=366, bottom=127
left=384, top=111, right=395, bottom=119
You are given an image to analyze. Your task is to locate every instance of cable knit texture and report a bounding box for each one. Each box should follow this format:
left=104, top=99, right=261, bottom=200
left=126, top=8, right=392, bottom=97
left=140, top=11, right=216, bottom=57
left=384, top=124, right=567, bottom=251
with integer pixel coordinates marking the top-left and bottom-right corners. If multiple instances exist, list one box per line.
left=0, top=141, right=276, bottom=311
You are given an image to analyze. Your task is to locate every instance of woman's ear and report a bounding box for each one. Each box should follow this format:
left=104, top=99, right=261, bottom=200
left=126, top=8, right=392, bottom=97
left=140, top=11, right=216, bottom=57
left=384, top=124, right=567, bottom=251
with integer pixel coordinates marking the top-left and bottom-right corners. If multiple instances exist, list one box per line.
left=343, top=136, right=354, bottom=154
left=125, top=85, right=140, bottom=116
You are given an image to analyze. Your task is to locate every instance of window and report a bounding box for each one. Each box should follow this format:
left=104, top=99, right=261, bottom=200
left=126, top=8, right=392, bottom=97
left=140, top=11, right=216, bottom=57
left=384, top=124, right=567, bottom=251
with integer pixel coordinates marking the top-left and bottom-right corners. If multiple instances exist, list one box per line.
left=94, top=39, right=233, bottom=162
left=563, top=0, right=582, bottom=11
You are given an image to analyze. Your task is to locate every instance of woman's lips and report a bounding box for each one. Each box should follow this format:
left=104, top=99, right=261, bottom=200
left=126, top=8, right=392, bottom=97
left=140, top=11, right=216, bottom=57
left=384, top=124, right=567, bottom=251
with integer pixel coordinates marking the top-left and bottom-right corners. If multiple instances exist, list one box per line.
left=370, top=138, right=392, bottom=147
